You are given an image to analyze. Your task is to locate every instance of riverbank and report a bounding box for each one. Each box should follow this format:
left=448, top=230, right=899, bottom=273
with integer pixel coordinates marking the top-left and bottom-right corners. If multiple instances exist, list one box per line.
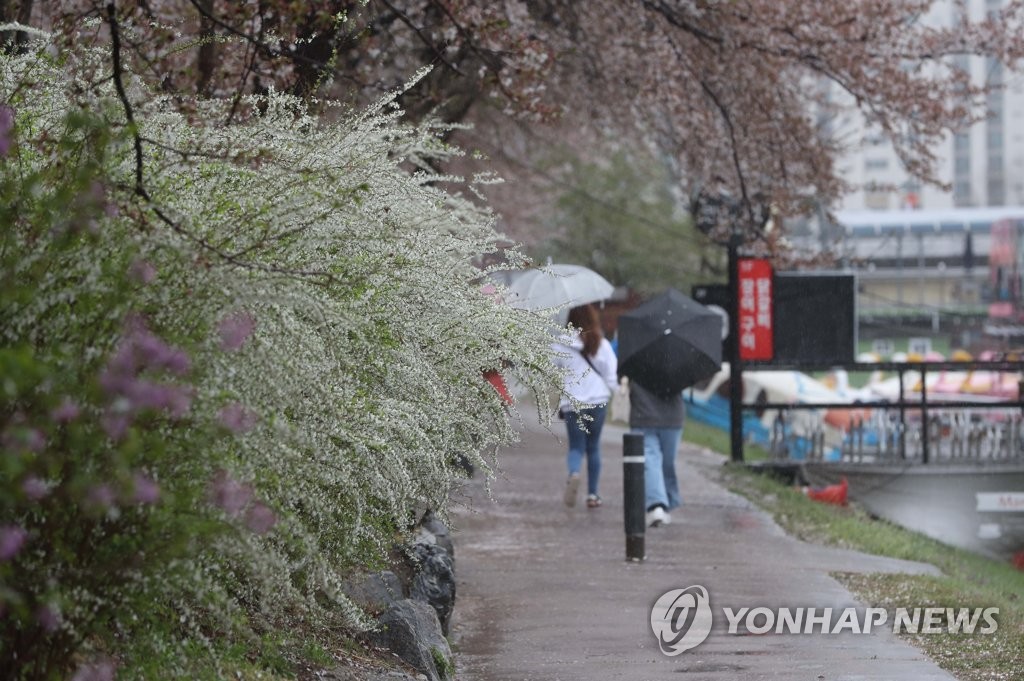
left=701, top=432, right=1024, bottom=681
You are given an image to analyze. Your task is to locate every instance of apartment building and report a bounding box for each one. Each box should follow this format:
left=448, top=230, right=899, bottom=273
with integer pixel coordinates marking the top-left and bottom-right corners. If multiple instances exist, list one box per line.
left=836, top=0, right=1024, bottom=213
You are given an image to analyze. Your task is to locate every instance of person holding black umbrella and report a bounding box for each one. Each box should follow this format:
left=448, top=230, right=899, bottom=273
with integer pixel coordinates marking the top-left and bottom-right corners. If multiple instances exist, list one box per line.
left=617, top=288, right=722, bottom=527
left=552, top=304, right=618, bottom=509
left=627, top=378, right=685, bottom=527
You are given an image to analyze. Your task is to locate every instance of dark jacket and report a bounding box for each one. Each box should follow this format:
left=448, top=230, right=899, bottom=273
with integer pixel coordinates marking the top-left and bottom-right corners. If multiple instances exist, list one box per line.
left=628, top=379, right=685, bottom=428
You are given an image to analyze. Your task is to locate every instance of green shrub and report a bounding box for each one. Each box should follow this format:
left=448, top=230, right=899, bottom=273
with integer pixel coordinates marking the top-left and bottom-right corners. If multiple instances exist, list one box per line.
left=1, top=34, right=561, bottom=679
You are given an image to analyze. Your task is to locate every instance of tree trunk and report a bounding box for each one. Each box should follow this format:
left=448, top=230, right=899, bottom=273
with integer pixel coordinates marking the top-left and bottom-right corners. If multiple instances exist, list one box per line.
left=195, top=0, right=216, bottom=96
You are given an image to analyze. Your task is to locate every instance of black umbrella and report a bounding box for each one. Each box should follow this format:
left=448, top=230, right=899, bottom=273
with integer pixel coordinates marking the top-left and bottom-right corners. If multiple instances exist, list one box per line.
left=617, top=288, right=723, bottom=396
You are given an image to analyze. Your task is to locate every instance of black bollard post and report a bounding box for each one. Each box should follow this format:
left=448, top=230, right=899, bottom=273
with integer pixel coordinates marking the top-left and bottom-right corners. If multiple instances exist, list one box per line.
left=623, top=432, right=645, bottom=561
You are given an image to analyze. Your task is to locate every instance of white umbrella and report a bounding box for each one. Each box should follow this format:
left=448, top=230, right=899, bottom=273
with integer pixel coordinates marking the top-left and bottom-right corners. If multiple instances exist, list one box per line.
left=501, top=264, right=614, bottom=311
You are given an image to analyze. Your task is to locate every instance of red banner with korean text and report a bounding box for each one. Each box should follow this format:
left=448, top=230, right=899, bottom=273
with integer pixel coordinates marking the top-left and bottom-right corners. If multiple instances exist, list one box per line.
left=737, top=258, right=773, bottom=361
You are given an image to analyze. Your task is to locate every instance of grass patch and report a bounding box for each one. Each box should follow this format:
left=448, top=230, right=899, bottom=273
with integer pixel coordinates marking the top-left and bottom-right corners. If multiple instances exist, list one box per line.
left=431, top=645, right=454, bottom=679
left=840, top=572, right=1023, bottom=681
left=700, top=454, right=1024, bottom=681
left=683, top=418, right=772, bottom=462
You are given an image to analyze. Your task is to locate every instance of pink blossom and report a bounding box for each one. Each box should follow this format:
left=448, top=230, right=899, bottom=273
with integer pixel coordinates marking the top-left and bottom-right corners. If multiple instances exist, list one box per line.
left=210, top=471, right=253, bottom=518
left=35, top=605, right=60, bottom=633
left=245, top=501, right=277, bottom=535
left=71, top=659, right=116, bottom=681
left=128, top=259, right=157, bottom=284
left=51, top=398, right=81, bottom=424
left=0, top=105, right=13, bottom=158
left=22, top=476, right=49, bottom=501
left=132, top=473, right=160, bottom=505
left=0, top=525, right=27, bottom=561
left=217, top=402, right=258, bottom=434
left=218, top=311, right=256, bottom=351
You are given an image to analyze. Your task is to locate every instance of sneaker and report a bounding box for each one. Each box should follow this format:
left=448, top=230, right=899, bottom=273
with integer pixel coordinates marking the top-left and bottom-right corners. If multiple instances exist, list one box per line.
left=564, top=473, right=581, bottom=507
left=646, top=506, right=669, bottom=527
left=586, top=494, right=602, bottom=509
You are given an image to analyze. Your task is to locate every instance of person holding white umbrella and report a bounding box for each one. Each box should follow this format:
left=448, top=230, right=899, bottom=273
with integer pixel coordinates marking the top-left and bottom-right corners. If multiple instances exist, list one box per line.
left=552, top=304, right=618, bottom=509
left=503, top=263, right=615, bottom=325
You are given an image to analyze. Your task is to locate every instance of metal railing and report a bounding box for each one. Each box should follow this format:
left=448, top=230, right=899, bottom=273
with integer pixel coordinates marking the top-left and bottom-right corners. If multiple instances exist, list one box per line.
left=740, top=360, right=1024, bottom=464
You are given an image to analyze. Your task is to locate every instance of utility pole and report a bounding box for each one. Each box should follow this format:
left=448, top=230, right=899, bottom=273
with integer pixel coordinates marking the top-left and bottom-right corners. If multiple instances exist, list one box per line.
left=727, top=233, right=744, bottom=463
left=691, top=190, right=769, bottom=464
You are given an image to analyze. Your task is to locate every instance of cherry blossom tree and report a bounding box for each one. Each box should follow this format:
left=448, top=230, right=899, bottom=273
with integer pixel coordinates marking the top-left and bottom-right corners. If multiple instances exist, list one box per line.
left=12, top=1, right=1024, bottom=249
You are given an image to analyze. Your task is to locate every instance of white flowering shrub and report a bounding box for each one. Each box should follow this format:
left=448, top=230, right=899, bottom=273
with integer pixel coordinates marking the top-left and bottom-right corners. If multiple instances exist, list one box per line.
left=0, top=33, right=561, bottom=680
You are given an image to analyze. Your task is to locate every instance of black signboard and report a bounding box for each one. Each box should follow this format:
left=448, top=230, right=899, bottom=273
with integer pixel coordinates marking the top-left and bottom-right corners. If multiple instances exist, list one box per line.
left=693, top=272, right=856, bottom=365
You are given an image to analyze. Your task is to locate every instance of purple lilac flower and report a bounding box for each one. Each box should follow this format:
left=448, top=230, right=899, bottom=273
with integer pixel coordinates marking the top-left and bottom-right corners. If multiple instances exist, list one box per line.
left=87, top=484, right=116, bottom=510
left=86, top=181, right=105, bottom=207
left=128, top=259, right=157, bottom=284
left=36, top=605, right=60, bottom=633
left=102, top=322, right=192, bottom=389
left=164, top=385, right=193, bottom=419
left=210, top=471, right=253, bottom=518
left=0, top=105, right=13, bottom=158
left=22, top=476, right=49, bottom=501
left=1, top=427, right=45, bottom=453
left=51, top=398, right=81, bottom=424
left=100, top=347, right=139, bottom=394
left=22, top=428, right=45, bottom=452
left=123, top=379, right=168, bottom=410
left=101, top=412, right=132, bottom=441
left=71, top=659, right=116, bottom=681
left=133, top=328, right=176, bottom=369
left=123, top=381, right=192, bottom=415
left=98, top=367, right=133, bottom=396
left=132, top=472, right=160, bottom=505
left=0, top=525, right=27, bottom=561
left=161, top=348, right=191, bottom=376
left=218, top=311, right=256, bottom=351
left=245, top=501, right=277, bottom=535
left=99, top=320, right=193, bottom=424
left=217, top=402, right=258, bottom=434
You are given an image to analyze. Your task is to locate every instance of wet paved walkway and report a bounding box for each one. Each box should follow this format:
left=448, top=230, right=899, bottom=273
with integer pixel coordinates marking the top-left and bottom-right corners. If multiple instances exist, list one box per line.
left=449, top=418, right=955, bottom=680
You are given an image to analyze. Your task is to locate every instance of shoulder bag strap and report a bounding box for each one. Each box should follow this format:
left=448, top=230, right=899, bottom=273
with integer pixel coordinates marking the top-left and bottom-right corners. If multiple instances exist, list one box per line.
left=577, top=348, right=601, bottom=378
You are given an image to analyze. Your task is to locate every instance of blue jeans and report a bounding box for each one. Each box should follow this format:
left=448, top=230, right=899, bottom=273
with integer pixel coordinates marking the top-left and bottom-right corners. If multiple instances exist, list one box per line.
left=633, top=427, right=682, bottom=510
left=565, top=405, right=607, bottom=497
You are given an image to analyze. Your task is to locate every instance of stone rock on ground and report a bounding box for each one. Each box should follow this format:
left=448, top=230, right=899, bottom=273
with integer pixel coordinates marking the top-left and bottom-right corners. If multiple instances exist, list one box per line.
left=340, top=570, right=405, bottom=616
left=315, top=665, right=425, bottom=680
left=418, top=511, right=454, bottom=563
left=368, top=599, right=453, bottom=681
left=408, top=542, right=455, bottom=635
left=315, top=666, right=425, bottom=681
